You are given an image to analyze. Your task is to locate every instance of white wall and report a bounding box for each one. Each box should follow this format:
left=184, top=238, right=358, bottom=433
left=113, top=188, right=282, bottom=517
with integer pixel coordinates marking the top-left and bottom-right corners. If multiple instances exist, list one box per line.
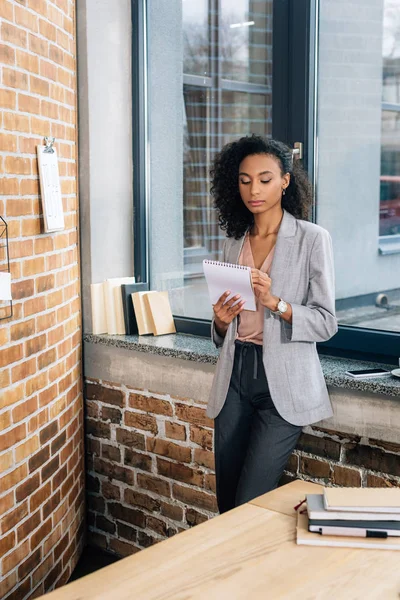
left=77, top=0, right=134, bottom=333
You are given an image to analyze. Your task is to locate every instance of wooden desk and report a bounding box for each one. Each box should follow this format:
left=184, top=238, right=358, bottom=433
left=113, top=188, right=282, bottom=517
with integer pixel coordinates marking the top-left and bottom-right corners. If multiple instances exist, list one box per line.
left=40, top=481, right=400, bottom=599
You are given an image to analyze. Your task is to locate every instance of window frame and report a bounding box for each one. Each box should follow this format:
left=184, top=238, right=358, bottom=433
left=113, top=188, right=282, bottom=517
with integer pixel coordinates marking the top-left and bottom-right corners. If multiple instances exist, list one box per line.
left=132, top=0, right=400, bottom=366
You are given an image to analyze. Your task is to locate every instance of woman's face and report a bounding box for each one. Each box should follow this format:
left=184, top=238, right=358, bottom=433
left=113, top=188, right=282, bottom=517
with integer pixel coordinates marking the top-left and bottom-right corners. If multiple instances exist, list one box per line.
left=238, top=153, right=289, bottom=215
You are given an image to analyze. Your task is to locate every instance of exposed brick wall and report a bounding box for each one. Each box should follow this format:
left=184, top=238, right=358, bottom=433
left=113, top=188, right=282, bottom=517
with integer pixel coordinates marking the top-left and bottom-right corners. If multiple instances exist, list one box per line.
left=85, top=379, right=217, bottom=556
left=85, top=378, right=400, bottom=558
left=282, top=427, right=400, bottom=488
left=0, top=1, right=84, bottom=598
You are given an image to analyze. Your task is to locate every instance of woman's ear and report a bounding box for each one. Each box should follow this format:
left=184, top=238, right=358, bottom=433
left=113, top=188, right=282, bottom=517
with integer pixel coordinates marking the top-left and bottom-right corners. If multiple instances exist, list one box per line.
left=283, top=173, right=290, bottom=189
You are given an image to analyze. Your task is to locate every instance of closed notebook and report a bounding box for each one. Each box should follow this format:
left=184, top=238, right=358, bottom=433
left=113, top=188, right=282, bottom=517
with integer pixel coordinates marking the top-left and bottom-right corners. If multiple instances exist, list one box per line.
left=307, top=494, right=400, bottom=522
left=131, top=291, right=158, bottom=335
left=324, top=487, right=400, bottom=514
left=90, top=283, right=107, bottom=334
left=308, top=520, right=400, bottom=536
left=145, top=291, right=176, bottom=336
left=297, top=512, right=400, bottom=550
left=121, top=283, right=149, bottom=334
left=103, top=277, right=136, bottom=335
left=203, top=260, right=256, bottom=311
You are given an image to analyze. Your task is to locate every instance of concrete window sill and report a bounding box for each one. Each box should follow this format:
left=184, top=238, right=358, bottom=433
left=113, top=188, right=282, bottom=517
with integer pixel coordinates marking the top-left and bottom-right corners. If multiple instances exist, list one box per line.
left=83, top=333, right=400, bottom=399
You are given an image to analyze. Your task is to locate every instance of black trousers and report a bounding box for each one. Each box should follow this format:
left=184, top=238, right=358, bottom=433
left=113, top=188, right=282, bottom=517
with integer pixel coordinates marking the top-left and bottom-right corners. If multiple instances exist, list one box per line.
left=214, top=340, right=302, bottom=514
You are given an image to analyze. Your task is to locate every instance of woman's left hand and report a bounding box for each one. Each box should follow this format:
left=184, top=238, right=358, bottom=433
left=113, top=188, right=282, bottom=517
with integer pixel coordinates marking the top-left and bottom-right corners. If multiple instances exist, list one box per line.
left=251, top=269, right=275, bottom=309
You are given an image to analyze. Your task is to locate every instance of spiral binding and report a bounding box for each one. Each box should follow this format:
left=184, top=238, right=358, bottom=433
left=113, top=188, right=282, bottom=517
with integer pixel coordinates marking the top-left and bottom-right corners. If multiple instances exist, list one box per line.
left=203, top=260, right=248, bottom=270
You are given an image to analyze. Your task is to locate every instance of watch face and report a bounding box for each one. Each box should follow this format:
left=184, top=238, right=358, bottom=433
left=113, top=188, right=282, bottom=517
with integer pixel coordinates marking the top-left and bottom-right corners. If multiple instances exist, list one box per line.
left=278, top=299, right=287, bottom=313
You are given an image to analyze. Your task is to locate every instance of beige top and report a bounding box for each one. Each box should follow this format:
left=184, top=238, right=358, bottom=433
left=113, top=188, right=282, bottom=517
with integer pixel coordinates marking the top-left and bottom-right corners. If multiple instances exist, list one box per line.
left=236, top=233, right=275, bottom=345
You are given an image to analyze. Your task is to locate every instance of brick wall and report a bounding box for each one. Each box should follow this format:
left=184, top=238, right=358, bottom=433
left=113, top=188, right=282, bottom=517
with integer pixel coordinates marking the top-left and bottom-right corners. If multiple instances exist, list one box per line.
left=85, top=378, right=400, bottom=557
left=0, top=1, right=84, bottom=598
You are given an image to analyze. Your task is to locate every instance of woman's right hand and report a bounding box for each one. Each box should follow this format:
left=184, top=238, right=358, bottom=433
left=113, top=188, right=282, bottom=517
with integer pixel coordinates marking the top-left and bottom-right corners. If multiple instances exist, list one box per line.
left=213, top=291, right=246, bottom=337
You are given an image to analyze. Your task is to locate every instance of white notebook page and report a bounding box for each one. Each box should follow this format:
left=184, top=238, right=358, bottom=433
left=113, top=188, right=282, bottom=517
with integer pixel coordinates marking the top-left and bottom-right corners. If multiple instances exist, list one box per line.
left=203, top=260, right=256, bottom=312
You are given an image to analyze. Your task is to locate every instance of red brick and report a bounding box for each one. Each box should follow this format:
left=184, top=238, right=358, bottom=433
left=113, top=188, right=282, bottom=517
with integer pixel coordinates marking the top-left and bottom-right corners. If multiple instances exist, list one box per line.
left=17, top=510, right=41, bottom=543
left=175, top=403, right=213, bottom=428
left=147, top=438, right=191, bottom=463
left=160, top=501, right=183, bottom=522
left=332, top=465, right=361, bottom=487
left=128, top=394, right=173, bottom=416
left=190, top=425, right=212, bottom=449
left=3, top=541, right=31, bottom=578
left=193, top=448, right=215, bottom=470
left=300, top=456, right=331, bottom=479
left=137, top=473, right=171, bottom=498
left=0, top=423, right=26, bottom=453
left=124, top=489, right=160, bottom=512
left=157, top=458, right=203, bottom=486
left=172, top=484, right=217, bottom=512
left=0, top=531, right=15, bottom=557
left=125, top=411, right=158, bottom=434
left=186, top=507, right=209, bottom=527
left=12, top=396, right=38, bottom=423
left=1, top=22, right=27, bottom=48
left=3, top=68, right=28, bottom=90
left=2, top=501, right=29, bottom=534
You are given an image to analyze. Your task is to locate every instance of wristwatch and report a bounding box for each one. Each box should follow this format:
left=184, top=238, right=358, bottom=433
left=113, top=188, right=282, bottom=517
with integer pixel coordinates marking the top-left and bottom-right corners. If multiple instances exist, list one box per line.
left=272, top=298, right=288, bottom=316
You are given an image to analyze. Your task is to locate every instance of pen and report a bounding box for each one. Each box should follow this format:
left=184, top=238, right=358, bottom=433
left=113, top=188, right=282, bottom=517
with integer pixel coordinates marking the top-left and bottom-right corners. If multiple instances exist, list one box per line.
left=318, top=528, right=388, bottom=538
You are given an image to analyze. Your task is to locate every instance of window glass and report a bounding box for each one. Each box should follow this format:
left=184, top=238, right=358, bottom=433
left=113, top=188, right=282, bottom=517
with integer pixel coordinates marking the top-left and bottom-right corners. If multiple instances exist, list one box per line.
left=183, top=0, right=209, bottom=76
left=317, top=0, right=400, bottom=333
left=149, top=1, right=273, bottom=319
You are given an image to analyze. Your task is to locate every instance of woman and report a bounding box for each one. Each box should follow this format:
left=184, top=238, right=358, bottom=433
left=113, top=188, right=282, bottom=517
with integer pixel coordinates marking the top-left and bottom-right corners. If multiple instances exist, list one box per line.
left=207, top=136, right=337, bottom=514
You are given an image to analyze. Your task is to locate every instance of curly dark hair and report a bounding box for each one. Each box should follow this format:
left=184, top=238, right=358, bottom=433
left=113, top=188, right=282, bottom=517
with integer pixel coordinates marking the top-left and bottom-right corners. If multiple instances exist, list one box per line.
left=210, top=135, right=313, bottom=239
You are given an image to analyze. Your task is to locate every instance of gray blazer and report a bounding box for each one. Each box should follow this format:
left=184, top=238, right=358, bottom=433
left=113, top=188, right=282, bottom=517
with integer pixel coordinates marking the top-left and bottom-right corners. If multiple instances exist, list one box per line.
left=207, top=209, right=338, bottom=426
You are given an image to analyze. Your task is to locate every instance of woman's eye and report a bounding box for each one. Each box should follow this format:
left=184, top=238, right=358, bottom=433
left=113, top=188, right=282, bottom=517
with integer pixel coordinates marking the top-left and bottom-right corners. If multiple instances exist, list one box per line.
left=240, top=180, right=251, bottom=185
left=261, top=180, right=271, bottom=184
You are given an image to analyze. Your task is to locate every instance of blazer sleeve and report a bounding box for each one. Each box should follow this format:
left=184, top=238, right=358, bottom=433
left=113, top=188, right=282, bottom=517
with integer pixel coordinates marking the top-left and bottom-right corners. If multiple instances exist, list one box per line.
left=284, top=229, right=338, bottom=343
left=211, top=239, right=228, bottom=348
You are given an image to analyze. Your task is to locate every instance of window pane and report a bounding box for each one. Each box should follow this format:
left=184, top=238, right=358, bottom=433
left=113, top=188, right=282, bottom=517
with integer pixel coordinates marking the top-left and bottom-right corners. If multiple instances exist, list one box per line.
left=380, top=111, right=400, bottom=236
left=183, top=86, right=210, bottom=251
left=382, top=1, right=400, bottom=104
left=220, top=91, right=271, bottom=144
left=220, top=0, right=272, bottom=86
left=183, top=0, right=209, bottom=76
left=317, top=0, right=400, bottom=334
left=148, top=1, right=273, bottom=320
left=380, top=3, right=400, bottom=239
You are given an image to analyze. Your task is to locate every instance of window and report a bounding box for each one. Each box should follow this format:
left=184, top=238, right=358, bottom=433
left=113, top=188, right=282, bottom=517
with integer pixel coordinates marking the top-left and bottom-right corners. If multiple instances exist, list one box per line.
left=133, top=0, right=399, bottom=361
left=316, top=0, right=400, bottom=349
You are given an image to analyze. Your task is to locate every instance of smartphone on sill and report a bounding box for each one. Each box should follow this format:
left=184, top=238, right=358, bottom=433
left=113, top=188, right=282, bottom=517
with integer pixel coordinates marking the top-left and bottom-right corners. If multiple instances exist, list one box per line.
left=345, top=368, right=391, bottom=379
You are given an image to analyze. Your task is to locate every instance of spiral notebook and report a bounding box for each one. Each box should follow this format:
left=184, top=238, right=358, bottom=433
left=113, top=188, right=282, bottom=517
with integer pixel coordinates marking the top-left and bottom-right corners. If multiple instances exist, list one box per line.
left=203, top=260, right=256, bottom=311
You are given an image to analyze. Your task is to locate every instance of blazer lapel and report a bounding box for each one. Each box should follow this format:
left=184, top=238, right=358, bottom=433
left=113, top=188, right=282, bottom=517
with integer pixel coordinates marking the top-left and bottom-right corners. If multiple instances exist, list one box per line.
left=269, top=209, right=297, bottom=300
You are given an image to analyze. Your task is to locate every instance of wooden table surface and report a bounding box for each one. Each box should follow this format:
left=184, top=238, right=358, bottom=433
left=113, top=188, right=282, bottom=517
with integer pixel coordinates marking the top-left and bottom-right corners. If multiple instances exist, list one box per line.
left=39, top=480, right=400, bottom=599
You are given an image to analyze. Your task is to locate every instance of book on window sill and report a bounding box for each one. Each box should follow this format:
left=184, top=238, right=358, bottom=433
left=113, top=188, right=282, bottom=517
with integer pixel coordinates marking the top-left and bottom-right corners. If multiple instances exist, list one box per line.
left=90, top=282, right=107, bottom=334
left=121, top=282, right=149, bottom=334
left=103, top=277, right=136, bottom=335
left=131, top=290, right=176, bottom=336
left=323, top=487, right=400, bottom=514
left=296, top=512, right=400, bottom=550
left=145, top=290, right=176, bottom=336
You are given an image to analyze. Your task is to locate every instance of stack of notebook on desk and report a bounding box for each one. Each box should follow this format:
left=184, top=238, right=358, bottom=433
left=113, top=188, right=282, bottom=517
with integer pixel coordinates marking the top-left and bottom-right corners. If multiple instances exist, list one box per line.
left=297, top=487, right=400, bottom=550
